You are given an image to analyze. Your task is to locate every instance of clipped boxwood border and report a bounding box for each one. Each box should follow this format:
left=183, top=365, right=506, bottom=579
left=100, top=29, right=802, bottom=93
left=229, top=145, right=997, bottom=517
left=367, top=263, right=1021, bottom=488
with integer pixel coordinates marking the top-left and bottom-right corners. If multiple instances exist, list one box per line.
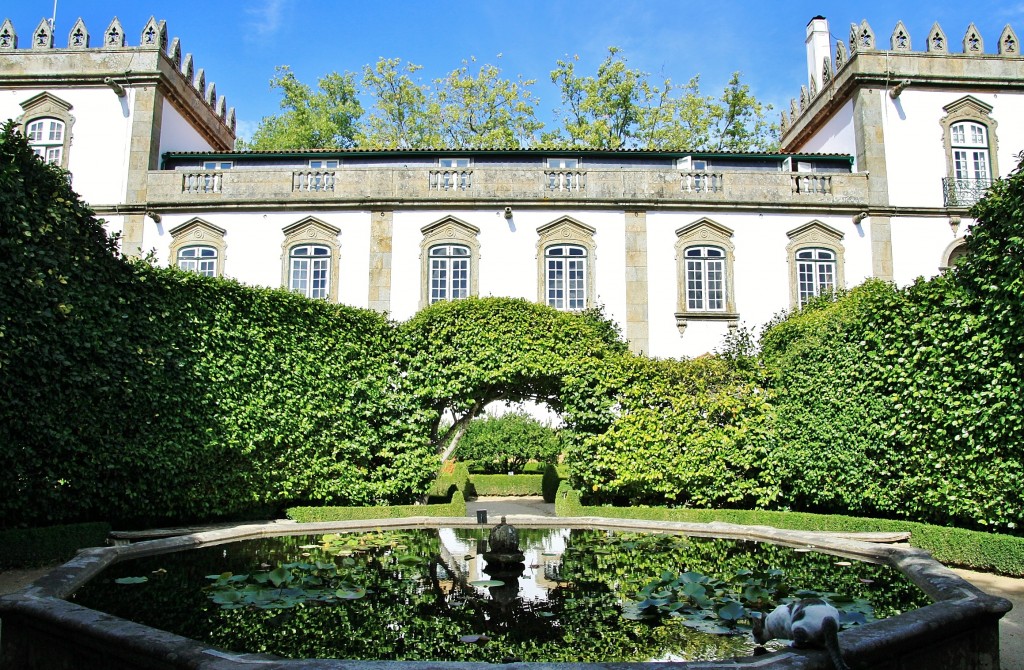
left=555, top=485, right=1024, bottom=577
left=0, top=522, right=112, bottom=570
left=287, top=491, right=466, bottom=523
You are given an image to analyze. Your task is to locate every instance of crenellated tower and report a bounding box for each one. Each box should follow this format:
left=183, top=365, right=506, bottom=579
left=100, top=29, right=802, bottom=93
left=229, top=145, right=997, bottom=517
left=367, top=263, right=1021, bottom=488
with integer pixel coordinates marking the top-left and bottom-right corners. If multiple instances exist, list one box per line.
left=0, top=16, right=236, bottom=254
left=781, top=16, right=1024, bottom=282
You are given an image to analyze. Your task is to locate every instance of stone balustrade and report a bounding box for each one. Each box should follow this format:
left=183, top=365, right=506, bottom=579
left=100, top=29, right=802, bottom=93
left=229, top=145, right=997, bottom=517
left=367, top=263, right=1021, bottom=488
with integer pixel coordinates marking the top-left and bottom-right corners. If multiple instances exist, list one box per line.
left=148, top=167, right=868, bottom=207
left=293, top=170, right=335, bottom=192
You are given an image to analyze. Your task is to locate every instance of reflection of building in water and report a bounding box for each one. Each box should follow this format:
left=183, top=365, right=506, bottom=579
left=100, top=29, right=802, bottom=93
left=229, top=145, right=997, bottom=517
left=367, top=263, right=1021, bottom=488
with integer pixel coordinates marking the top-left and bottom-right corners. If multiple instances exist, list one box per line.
left=437, top=527, right=568, bottom=601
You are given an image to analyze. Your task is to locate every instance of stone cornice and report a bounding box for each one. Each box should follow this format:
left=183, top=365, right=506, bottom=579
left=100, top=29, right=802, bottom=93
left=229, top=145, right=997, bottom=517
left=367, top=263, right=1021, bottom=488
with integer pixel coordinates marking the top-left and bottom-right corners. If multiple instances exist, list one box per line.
left=782, top=50, right=1024, bottom=151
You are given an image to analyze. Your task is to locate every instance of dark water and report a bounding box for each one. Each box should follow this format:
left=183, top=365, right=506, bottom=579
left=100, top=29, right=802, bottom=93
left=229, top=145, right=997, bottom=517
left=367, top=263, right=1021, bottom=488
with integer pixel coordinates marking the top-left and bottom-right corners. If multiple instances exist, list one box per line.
left=71, top=528, right=930, bottom=663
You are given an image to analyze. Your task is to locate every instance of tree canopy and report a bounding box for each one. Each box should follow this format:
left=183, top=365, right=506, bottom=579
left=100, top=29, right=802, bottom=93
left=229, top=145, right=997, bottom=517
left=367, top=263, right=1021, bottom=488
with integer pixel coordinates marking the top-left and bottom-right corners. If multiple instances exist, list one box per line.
left=241, top=49, right=777, bottom=151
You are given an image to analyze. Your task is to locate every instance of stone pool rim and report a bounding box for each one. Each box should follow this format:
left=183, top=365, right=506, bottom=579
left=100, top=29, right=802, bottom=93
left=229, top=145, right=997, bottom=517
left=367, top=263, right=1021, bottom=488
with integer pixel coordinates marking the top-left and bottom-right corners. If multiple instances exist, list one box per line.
left=0, top=515, right=1011, bottom=669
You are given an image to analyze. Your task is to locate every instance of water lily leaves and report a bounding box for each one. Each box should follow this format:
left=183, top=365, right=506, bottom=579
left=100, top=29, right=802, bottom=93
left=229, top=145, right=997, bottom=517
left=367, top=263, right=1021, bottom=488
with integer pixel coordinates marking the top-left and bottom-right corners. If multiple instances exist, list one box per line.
left=470, top=579, right=505, bottom=587
left=716, top=601, right=746, bottom=622
left=396, top=555, right=423, bottom=566
left=268, top=566, right=291, bottom=588
left=335, top=587, right=367, bottom=600
left=113, top=576, right=148, bottom=584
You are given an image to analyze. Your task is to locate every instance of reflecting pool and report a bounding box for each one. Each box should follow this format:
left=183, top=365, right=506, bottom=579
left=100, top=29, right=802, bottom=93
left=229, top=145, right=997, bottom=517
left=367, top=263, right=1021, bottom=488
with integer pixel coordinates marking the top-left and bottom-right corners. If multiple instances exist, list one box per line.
left=71, top=528, right=930, bottom=663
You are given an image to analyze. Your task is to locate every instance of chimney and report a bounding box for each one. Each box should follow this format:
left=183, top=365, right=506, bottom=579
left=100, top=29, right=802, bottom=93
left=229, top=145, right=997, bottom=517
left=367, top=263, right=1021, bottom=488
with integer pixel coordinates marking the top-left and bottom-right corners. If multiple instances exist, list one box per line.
left=805, top=16, right=830, bottom=92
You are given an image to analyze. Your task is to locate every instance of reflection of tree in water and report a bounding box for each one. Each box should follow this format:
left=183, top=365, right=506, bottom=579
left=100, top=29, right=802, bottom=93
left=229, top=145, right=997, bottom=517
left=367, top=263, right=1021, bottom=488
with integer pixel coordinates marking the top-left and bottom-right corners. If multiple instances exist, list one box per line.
left=70, top=529, right=929, bottom=662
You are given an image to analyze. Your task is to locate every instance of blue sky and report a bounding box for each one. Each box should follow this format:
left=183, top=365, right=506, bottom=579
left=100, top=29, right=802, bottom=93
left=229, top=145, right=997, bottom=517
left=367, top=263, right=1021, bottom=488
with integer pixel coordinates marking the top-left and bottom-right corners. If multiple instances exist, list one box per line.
left=5, top=1, right=1023, bottom=141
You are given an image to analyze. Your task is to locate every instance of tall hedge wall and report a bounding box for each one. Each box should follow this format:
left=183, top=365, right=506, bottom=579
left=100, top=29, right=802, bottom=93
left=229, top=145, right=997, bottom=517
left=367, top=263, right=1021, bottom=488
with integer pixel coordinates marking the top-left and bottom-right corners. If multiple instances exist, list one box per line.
left=0, top=123, right=435, bottom=528
left=760, top=155, right=1024, bottom=534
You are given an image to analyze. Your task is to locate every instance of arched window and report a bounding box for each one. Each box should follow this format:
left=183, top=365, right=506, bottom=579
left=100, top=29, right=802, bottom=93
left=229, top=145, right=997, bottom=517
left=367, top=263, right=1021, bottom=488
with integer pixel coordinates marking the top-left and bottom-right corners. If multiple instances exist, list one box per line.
left=950, top=121, right=991, bottom=184
left=545, top=244, right=587, bottom=310
left=683, top=246, right=726, bottom=312
left=428, top=244, right=471, bottom=304
left=289, top=244, right=331, bottom=300
left=26, top=118, right=65, bottom=165
left=795, top=248, right=837, bottom=306
left=940, top=96, right=999, bottom=207
left=177, top=246, right=217, bottom=277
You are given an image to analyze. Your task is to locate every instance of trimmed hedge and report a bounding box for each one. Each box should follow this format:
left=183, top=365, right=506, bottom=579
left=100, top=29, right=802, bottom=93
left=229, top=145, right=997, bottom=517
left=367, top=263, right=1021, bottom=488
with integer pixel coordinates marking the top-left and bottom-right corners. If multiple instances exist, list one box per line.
left=555, top=487, right=1024, bottom=577
left=429, top=461, right=471, bottom=502
left=542, top=464, right=568, bottom=503
left=286, top=491, right=466, bottom=522
left=468, top=474, right=543, bottom=496
left=0, top=522, right=111, bottom=570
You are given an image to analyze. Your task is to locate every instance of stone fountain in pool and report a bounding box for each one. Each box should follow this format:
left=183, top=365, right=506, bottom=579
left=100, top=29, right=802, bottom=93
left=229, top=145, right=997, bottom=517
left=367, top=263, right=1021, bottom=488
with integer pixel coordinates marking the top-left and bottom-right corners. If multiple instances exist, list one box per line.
left=0, top=515, right=1010, bottom=669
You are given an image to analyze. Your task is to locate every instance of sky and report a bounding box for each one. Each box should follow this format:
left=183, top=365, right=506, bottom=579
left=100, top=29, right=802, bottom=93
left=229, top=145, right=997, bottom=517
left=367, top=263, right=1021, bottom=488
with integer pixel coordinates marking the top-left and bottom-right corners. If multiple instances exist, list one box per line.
left=4, top=1, right=1023, bottom=141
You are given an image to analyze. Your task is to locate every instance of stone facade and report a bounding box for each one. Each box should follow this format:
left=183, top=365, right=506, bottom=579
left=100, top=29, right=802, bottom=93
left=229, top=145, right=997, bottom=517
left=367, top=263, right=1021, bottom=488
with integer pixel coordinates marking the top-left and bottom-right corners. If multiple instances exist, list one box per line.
left=2, top=15, right=1021, bottom=358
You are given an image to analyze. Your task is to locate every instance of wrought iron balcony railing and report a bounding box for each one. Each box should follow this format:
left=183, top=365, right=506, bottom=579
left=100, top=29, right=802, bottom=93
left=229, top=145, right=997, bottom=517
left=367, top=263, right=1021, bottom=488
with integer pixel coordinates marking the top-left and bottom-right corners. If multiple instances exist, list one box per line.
left=943, top=177, right=992, bottom=208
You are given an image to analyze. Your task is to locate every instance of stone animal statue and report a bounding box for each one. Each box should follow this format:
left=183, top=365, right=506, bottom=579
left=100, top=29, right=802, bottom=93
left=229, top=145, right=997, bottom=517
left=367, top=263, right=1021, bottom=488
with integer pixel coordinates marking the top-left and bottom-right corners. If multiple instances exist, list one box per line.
left=752, top=598, right=850, bottom=670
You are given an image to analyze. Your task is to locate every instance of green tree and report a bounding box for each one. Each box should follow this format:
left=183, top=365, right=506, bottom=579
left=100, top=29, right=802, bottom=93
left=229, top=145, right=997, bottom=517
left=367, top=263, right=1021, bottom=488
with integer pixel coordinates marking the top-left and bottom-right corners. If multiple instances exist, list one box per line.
left=241, top=66, right=363, bottom=150
left=458, top=412, right=562, bottom=473
left=434, top=57, right=543, bottom=148
left=357, top=58, right=440, bottom=149
left=542, top=48, right=777, bottom=151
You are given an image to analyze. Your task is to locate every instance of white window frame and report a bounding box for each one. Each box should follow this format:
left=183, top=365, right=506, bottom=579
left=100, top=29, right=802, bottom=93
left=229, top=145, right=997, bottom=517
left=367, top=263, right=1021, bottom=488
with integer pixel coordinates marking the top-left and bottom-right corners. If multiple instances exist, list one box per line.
left=203, top=161, right=233, bottom=170
left=950, top=121, right=990, bottom=182
left=795, top=248, right=837, bottom=307
left=176, top=245, right=218, bottom=277
left=428, top=244, right=471, bottom=304
left=26, top=118, right=65, bottom=165
left=544, top=244, right=587, bottom=311
left=289, top=244, right=332, bottom=300
left=439, top=158, right=471, bottom=168
left=683, top=245, right=727, bottom=312
left=309, top=159, right=339, bottom=169
left=546, top=157, right=579, bottom=169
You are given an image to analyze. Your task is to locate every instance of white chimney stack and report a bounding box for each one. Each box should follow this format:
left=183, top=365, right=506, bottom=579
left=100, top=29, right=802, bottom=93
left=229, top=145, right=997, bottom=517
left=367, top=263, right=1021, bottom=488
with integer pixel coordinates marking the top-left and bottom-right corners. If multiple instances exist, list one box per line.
left=806, top=16, right=831, bottom=92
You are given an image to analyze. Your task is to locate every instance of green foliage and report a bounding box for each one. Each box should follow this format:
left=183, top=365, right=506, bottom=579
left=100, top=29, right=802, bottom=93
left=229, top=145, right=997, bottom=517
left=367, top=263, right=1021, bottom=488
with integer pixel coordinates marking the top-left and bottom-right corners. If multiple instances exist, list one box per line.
left=240, top=66, right=362, bottom=150
left=0, top=522, right=111, bottom=569
left=467, top=474, right=543, bottom=496
left=555, top=494, right=1024, bottom=577
left=542, top=48, right=777, bottom=150
left=542, top=464, right=568, bottom=503
left=286, top=491, right=466, bottom=522
left=458, top=412, right=562, bottom=473
left=248, top=50, right=775, bottom=151
left=399, top=297, right=618, bottom=461
left=0, top=124, right=437, bottom=528
left=428, top=461, right=471, bottom=501
left=561, top=353, right=777, bottom=508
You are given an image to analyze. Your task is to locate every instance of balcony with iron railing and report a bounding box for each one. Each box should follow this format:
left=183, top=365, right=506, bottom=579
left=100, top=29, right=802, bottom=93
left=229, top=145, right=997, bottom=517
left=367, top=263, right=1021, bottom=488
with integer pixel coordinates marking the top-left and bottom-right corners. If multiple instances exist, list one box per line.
left=148, top=166, right=869, bottom=208
left=943, top=177, right=992, bottom=208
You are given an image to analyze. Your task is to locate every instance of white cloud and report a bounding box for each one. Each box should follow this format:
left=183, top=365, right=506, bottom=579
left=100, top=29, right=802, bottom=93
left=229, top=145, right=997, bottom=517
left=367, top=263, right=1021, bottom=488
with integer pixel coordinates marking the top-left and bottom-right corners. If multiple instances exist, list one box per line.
left=244, top=0, right=287, bottom=40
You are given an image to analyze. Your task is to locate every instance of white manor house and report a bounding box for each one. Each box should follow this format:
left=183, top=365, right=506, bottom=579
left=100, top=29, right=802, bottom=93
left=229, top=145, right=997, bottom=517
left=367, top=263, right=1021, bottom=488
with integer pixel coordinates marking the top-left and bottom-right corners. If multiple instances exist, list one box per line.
left=1, top=15, right=1022, bottom=358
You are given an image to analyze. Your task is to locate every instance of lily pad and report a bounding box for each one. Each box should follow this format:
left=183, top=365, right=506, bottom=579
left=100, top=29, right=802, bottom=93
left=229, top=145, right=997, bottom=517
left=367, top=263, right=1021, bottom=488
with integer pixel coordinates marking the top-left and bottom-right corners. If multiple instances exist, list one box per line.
left=470, top=579, right=505, bottom=587
left=113, top=576, right=148, bottom=585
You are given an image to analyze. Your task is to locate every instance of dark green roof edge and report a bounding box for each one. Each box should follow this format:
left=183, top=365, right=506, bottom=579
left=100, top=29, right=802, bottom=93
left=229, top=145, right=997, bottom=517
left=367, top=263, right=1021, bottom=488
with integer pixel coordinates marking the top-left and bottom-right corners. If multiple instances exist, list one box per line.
left=161, top=148, right=854, bottom=164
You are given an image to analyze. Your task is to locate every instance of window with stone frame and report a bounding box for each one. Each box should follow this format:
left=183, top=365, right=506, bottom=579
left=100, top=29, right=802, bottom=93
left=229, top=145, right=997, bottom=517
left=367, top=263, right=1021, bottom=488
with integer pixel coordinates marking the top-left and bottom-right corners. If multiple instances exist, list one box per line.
left=785, top=220, right=845, bottom=309
left=419, top=216, right=481, bottom=309
left=536, top=217, right=596, bottom=311
left=19, top=92, right=75, bottom=170
left=940, top=96, right=999, bottom=207
left=673, top=218, right=738, bottom=334
left=280, top=217, right=341, bottom=302
left=168, top=218, right=227, bottom=278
